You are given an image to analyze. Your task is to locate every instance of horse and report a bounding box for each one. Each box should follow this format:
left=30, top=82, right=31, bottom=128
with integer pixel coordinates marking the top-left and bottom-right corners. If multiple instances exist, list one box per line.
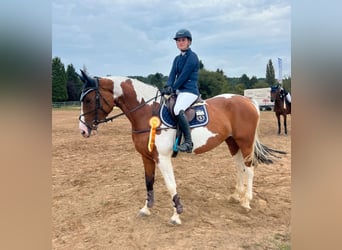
left=270, top=85, right=291, bottom=135
left=78, top=70, right=286, bottom=225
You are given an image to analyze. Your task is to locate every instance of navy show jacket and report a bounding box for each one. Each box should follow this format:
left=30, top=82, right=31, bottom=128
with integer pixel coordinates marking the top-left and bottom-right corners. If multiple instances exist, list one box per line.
left=166, top=48, right=200, bottom=96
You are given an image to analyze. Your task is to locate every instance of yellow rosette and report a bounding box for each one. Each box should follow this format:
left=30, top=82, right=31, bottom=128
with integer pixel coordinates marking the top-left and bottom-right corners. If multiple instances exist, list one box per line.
left=148, top=116, right=161, bottom=152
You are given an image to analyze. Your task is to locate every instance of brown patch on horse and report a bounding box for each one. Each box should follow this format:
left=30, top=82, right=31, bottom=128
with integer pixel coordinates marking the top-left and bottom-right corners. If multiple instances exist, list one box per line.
left=99, top=78, right=115, bottom=111
left=115, top=79, right=161, bottom=161
left=194, top=95, right=258, bottom=163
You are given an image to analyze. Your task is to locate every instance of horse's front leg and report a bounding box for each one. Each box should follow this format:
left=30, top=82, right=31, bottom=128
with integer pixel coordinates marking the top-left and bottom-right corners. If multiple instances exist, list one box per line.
left=277, top=114, right=281, bottom=134
left=138, top=156, right=156, bottom=217
left=157, top=154, right=183, bottom=225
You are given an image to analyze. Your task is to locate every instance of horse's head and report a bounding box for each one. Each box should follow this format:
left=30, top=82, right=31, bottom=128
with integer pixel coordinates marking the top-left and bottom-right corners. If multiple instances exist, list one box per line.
left=270, top=84, right=288, bottom=103
left=270, top=85, right=281, bottom=102
left=78, top=70, right=114, bottom=138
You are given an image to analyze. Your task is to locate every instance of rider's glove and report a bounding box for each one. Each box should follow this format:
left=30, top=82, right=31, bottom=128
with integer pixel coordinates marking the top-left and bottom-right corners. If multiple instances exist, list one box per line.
left=161, top=85, right=173, bottom=96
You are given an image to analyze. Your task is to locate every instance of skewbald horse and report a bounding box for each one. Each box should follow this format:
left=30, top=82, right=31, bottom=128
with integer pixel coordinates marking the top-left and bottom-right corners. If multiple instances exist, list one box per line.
left=78, top=70, right=285, bottom=225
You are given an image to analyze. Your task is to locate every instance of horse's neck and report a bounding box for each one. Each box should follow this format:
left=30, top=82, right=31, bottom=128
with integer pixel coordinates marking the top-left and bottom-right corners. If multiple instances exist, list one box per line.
left=109, top=76, right=159, bottom=126
left=274, top=94, right=288, bottom=112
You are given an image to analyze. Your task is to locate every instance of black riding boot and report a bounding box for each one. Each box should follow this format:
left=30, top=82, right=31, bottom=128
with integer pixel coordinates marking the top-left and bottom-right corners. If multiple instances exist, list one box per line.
left=176, top=110, right=193, bottom=153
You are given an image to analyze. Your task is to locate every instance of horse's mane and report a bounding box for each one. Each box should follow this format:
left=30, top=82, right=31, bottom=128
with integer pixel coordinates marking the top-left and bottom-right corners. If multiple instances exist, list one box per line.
left=105, top=76, right=159, bottom=102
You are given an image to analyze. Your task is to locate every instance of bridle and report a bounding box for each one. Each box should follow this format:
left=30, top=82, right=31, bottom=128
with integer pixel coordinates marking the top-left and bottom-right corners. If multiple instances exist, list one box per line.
left=79, top=77, right=161, bottom=132
left=270, top=85, right=282, bottom=102
left=78, top=77, right=111, bottom=131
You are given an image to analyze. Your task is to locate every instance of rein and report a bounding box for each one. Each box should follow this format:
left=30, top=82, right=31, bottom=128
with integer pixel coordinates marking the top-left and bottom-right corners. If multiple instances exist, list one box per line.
left=98, top=93, right=160, bottom=124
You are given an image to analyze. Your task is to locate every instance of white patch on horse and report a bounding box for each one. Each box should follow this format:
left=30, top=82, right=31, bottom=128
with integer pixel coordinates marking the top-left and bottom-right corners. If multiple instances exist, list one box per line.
left=79, top=102, right=88, bottom=135
left=155, top=126, right=217, bottom=154
left=192, top=127, right=217, bottom=149
left=155, top=129, right=176, bottom=155
left=104, top=76, right=128, bottom=98
left=130, top=78, right=158, bottom=102
left=214, top=93, right=236, bottom=99
left=80, top=102, right=84, bottom=121
left=250, top=98, right=260, bottom=115
left=105, top=76, right=158, bottom=103
left=157, top=154, right=178, bottom=198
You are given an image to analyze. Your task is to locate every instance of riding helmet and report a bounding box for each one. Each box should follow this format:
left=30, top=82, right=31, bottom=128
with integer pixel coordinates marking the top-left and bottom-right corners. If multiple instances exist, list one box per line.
left=173, top=29, right=192, bottom=41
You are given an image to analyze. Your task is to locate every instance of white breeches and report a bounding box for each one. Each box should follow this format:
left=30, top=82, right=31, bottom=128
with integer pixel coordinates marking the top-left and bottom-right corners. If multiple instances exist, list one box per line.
left=173, top=92, right=198, bottom=116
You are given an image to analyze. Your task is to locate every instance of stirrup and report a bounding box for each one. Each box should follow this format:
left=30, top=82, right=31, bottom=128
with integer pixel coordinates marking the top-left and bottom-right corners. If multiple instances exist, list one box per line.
left=177, top=142, right=193, bottom=153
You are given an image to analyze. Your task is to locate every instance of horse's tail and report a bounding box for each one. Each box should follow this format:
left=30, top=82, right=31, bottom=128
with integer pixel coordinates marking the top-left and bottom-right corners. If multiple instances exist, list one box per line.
left=253, top=138, right=286, bottom=165
left=246, top=99, right=287, bottom=165
left=250, top=127, right=287, bottom=165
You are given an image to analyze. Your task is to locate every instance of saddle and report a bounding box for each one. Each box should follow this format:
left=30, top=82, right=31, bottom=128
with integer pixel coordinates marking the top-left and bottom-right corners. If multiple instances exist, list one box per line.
left=159, top=94, right=209, bottom=128
left=159, top=94, right=209, bottom=157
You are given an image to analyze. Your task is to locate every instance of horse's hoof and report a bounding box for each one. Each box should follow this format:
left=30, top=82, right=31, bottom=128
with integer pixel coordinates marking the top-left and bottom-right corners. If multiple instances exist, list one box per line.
left=170, top=218, right=182, bottom=225
left=240, top=197, right=252, bottom=211
left=240, top=203, right=252, bottom=213
left=138, top=207, right=151, bottom=217
left=170, top=214, right=182, bottom=225
left=138, top=211, right=150, bottom=217
left=228, top=194, right=240, bottom=203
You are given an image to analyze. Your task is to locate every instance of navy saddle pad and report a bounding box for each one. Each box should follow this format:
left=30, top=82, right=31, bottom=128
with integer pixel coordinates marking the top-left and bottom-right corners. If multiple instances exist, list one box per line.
left=160, top=104, right=209, bottom=128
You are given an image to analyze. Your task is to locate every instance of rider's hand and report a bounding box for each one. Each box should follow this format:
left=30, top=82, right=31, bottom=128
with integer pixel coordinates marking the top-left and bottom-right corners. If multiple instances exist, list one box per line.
left=161, top=85, right=173, bottom=96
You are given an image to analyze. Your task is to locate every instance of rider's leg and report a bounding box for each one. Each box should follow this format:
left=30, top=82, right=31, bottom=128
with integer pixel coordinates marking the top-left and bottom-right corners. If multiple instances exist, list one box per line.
left=173, top=92, right=198, bottom=153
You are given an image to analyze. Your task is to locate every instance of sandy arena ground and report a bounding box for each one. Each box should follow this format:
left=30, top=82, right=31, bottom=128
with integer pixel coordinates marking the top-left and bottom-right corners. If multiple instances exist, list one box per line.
left=52, top=109, right=291, bottom=249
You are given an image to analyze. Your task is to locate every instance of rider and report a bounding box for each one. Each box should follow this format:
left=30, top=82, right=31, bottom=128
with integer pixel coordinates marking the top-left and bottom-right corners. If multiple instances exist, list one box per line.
left=161, top=29, right=200, bottom=153
left=280, top=86, right=292, bottom=104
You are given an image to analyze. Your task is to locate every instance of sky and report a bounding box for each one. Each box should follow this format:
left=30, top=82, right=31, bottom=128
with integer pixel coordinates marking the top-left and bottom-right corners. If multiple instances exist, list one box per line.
left=52, top=0, right=291, bottom=79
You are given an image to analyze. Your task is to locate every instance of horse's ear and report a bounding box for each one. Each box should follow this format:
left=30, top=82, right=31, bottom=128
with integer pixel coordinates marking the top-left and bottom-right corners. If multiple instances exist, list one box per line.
left=79, top=69, right=97, bottom=88
left=76, top=71, right=85, bottom=83
left=80, top=69, right=90, bottom=82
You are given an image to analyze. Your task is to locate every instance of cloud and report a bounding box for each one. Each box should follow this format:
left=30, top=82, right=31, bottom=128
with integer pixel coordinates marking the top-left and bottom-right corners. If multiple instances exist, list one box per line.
left=52, top=0, right=291, bottom=78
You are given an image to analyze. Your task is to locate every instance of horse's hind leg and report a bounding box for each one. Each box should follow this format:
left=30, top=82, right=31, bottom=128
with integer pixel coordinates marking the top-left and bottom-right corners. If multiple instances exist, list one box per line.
left=229, top=152, right=245, bottom=202
left=232, top=151, right=254, bottom=210
left=138, top=156, right=156, bottom=217
left=227, top=137, right=254, bottom=210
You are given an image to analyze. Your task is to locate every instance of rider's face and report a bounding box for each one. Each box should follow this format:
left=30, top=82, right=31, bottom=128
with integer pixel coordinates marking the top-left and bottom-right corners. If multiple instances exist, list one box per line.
left=176, top=37, right=190, bottom=51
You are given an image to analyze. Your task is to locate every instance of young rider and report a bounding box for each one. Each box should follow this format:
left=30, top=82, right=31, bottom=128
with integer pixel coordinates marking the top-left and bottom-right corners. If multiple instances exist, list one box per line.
left=161, top=29, right=200, bottom=153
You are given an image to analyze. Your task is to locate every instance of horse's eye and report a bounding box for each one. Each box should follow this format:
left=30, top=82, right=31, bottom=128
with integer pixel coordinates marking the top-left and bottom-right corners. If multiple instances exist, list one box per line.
left=84, top=98, right=91, bottom=104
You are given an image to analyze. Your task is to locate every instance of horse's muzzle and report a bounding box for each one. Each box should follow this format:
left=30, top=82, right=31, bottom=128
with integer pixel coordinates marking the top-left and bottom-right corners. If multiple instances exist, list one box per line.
left=79, top=122, right=97, bottom=138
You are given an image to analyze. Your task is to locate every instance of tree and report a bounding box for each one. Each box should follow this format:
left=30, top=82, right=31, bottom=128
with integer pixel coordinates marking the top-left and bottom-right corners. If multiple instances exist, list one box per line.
left=249, top=76, right=258, bottom=88
left=240, top=74, right=251, bottom=89
left=266, top=59, right=276, bottom=86
left=253, top=80, right=270, bottom=88
left=199, top=69, right=229, bottom=99
left=52, top=57, right=67, bottom=102
left=234, top=83, right=245, bottom=95
left=199, top=60, right=204, bottom=70
left=282, top=76, right=291, bottom=93
left=216, top=68, right=224, bottom=75
left=150, top=72, right=164, bottom=89
left=66, top=64, right=83, bottom=101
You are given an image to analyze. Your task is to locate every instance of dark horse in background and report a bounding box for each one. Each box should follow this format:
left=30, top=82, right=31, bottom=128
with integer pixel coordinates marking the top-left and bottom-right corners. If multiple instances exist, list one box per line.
left=270, top=85, right=291, bottom=135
